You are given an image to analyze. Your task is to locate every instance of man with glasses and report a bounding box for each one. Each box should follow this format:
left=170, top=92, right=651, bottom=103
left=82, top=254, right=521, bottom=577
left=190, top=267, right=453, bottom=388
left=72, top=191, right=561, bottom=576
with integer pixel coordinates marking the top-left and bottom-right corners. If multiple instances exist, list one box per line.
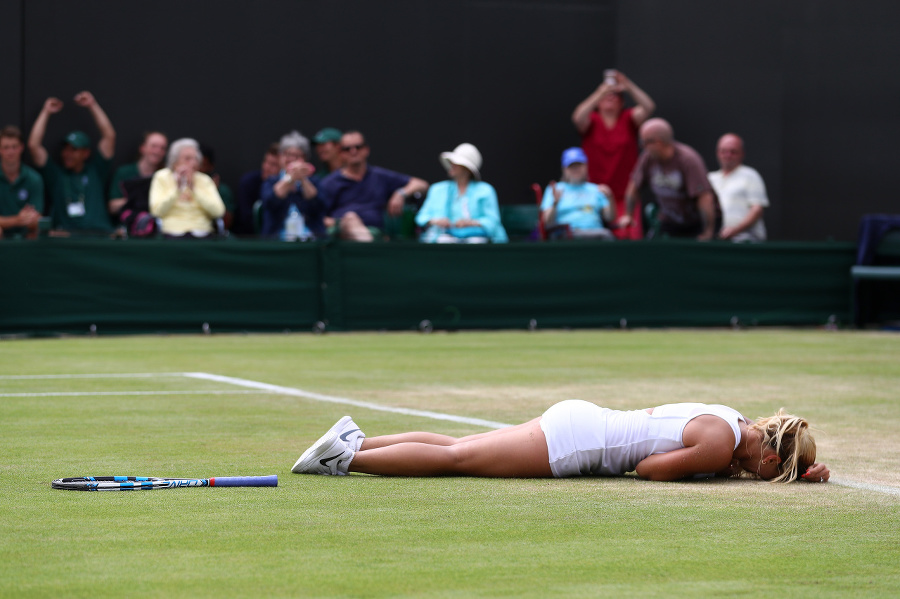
left=318, top=130, right=428, bottom=241
left=620, top=118, right=720, bottom=240
left=708, top=133, right=768, bottom=242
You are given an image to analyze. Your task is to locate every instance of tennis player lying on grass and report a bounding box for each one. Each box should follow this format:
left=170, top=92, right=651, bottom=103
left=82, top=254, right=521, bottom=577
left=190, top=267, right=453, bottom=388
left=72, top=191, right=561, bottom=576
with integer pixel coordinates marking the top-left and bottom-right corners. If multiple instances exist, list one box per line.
left=292, top=401, right=831, bottom=482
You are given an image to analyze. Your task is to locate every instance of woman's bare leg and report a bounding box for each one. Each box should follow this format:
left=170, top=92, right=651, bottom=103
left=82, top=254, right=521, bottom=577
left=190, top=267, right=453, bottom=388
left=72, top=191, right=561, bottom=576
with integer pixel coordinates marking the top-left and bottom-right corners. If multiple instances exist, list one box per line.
left=349, top=418, right=552, bottom=477
left=360, top=432, right=458, bottom=450
left=359, top=425, right=524, bottom=451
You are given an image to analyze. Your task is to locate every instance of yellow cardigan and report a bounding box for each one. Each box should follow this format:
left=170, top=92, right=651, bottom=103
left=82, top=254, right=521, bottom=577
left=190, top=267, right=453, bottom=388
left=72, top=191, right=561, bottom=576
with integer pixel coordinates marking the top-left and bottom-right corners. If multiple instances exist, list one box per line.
left=149, top=169, right=225, bottom=235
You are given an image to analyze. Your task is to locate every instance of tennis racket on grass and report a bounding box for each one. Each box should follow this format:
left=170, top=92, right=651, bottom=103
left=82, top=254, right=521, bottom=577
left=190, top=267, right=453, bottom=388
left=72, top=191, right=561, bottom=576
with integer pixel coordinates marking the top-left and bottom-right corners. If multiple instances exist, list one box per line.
left=51, top=475, right=278, bottom=491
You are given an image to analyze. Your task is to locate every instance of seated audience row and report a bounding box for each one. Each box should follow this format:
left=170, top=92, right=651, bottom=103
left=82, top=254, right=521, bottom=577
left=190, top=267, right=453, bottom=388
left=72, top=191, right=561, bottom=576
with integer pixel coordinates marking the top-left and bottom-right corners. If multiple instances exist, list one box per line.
left=2, top=84, right=768, bottom=243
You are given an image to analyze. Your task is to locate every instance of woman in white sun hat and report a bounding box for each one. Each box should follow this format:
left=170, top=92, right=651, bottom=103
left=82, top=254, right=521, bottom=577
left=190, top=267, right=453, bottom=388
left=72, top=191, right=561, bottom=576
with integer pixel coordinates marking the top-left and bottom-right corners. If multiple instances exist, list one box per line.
left=415, top=143, right=508, bottom=243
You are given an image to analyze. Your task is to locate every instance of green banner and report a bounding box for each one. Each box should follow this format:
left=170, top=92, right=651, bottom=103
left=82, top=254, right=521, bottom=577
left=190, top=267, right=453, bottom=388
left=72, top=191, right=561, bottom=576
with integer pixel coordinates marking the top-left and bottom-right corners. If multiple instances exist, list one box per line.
left=0, top=239, right=856, bottom=336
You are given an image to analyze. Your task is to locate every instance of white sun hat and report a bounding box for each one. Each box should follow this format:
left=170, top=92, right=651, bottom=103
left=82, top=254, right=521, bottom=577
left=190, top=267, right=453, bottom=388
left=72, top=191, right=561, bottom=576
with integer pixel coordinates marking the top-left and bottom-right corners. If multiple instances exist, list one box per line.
left=439, top=143, right=482, bottom=180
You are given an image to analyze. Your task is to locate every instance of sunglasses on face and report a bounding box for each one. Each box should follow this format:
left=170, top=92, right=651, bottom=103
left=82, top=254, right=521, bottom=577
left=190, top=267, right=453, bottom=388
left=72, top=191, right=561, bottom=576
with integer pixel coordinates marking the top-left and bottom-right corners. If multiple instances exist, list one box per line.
left=341, top=144, right=366, bottom=153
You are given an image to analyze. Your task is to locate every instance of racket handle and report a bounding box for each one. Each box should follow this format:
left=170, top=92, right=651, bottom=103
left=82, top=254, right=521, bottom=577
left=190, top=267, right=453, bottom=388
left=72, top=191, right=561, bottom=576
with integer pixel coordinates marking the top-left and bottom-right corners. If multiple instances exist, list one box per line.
left=209, top=475, right=278, bottom=487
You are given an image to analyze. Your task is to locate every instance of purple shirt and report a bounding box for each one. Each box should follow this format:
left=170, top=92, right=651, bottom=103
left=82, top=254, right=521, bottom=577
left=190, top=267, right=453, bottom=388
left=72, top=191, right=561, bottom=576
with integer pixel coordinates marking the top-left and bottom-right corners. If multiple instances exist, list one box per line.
left=632, top=141, right=715, bottom=228
left=318, top=165, right=410, bottom=229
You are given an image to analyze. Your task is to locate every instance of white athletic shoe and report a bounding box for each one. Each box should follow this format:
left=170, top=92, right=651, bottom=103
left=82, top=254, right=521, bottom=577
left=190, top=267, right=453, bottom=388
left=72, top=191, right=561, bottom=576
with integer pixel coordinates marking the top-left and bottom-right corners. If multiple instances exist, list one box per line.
left=291, top=430, right=354, bottom=475
left=333, top=416, right=365, bottom=452
left=309, top=415, right=365, bottom=452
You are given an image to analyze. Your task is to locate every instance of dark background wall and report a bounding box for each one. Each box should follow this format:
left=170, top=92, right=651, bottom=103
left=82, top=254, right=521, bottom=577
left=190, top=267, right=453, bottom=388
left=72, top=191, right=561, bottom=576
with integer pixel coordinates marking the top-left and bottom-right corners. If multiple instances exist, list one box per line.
left=2, top=0, right=898, bottom=241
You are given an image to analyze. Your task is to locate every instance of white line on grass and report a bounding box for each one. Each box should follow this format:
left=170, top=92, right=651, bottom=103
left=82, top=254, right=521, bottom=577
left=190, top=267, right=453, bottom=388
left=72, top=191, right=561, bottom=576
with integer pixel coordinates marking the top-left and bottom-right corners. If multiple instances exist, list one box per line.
left=0, top=373, right=186, bottom=379
left=0, top=390, right=264, bottom=398
left=829, top=478, right=900, bottom=497
left=182, top=372, right=513, bottom=430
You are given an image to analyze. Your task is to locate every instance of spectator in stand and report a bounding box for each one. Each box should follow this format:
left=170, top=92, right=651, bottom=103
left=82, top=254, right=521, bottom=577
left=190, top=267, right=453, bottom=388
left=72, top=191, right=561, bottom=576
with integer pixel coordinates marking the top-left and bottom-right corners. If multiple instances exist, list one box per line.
left=312, top=128, right=343, bottom=176
left=0, top=126, right=44, bottom=239
left=199, top=144, right=234, bottom=230
left=622, top=118, right=720, bottom=241
left=28, top=91, right=116, bottom=235
left=259, top=131, right=325, bottom=240
left=149, top=138, right=225, bottom=238
left=708, top=133, right=768, bottom=242
left=415, top=143, right=507, bottom=244
left=107, top=131, right=168, bottom=218
left=540, top=147, right=614, bottom=241
left=318, top=131, right=428, bottom=242
left=572, top=70, right=655, bottom=240
left=234, top=143, right=281, bottom=236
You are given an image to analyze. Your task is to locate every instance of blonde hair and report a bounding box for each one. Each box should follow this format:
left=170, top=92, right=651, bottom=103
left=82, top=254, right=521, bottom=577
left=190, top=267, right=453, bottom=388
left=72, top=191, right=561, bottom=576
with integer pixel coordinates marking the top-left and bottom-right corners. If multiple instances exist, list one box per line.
left=747, top=408, right=816, bottom=483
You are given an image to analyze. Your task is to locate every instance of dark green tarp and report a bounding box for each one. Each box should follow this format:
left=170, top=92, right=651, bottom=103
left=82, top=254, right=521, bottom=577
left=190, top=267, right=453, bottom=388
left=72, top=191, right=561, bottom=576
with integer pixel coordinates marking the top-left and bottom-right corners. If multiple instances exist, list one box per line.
left=0, top=239, right=856, bottom=335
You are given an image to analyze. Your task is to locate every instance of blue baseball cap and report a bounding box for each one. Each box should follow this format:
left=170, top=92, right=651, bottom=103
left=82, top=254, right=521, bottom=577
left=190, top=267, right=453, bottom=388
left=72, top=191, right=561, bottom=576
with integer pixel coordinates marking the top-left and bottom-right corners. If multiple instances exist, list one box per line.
left=561, top=147, right=587, bottom=167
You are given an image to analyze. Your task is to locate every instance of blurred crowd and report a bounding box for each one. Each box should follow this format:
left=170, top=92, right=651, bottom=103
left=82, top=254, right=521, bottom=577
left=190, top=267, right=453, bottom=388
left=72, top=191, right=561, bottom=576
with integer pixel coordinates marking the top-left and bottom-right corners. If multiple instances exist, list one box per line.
left=0, top=74, right=768, bottom=243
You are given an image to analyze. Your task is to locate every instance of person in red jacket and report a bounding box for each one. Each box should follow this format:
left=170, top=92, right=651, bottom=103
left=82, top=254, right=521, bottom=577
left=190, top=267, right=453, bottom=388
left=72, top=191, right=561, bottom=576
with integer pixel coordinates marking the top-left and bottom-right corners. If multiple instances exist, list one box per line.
left=572, top=70, right=655, bottom=240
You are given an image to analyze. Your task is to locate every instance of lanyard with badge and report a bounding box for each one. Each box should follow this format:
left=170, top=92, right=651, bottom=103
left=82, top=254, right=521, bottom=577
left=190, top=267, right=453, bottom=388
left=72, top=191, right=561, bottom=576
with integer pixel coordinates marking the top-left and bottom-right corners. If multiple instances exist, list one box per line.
left=66, top=173, right=89, bottom=218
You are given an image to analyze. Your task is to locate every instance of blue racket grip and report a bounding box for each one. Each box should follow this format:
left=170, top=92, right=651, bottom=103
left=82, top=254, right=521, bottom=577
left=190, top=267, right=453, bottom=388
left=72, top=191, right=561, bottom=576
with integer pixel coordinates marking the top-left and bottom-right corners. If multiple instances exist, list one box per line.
left=209, top=475, right=278, bottom=487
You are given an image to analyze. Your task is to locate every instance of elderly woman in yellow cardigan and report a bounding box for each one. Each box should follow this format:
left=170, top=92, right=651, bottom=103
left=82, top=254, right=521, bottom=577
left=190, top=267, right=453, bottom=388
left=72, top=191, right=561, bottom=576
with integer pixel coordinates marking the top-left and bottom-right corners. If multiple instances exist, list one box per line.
left=149, top=138, right=224, bottom=238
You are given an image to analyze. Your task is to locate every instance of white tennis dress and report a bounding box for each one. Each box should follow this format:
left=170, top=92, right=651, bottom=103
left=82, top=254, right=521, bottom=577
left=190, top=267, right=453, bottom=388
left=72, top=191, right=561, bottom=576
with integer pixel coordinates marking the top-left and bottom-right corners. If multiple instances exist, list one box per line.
left=539, top=400, right=747, bottom=478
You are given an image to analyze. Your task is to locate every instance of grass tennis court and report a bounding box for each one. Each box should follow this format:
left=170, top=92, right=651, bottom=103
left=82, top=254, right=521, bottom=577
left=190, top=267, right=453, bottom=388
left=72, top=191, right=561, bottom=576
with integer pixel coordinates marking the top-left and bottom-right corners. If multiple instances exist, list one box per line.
left=1, top=330, right=899, bottom=598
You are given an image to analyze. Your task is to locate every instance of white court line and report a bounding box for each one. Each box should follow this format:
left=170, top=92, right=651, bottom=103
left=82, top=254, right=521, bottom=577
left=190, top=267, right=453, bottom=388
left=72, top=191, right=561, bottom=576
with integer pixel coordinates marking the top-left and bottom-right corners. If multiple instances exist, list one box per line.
left=5, top=371, right=897, bottom=497
left=0, top=373, right=185, bottom=380
left=829, top=478, right=900, bottom=497
left=183, top=372, right=513, bottom=430
left=0, top=390, right=263, bottom=398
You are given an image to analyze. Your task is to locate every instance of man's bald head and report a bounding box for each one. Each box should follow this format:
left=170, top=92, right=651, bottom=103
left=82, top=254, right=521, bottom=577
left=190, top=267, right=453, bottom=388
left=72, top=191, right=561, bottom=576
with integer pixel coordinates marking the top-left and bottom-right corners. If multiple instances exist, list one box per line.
left=716, top=132, right=745, bottom=174
left=639, top=118, right=674, bottom=145
left=639, top=118, right=674, bottom=159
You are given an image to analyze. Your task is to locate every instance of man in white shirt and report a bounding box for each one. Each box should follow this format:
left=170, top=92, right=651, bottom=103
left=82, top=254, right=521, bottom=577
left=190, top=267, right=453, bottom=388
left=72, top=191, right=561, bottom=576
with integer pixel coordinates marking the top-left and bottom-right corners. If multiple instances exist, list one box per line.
left=708, top=133, right=768, bottom=242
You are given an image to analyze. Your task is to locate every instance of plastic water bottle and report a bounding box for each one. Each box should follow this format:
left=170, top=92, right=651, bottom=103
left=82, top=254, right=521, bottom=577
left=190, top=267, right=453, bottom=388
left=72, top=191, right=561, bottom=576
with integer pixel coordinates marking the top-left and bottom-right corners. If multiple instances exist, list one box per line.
left=283, top=204, right=308, bottom=241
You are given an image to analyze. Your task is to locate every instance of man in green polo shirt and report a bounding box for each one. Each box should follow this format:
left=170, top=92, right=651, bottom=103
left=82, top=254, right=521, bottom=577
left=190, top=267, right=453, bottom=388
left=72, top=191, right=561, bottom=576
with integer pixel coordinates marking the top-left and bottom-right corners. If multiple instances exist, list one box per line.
left=28, top=91, right=117, bottom=235
left=0, top=125, right=44, bottom=239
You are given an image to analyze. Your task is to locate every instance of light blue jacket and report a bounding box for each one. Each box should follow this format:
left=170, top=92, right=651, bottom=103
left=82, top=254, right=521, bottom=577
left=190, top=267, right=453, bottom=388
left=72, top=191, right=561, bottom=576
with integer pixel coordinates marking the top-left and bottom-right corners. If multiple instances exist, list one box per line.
left=540, top=182, right=609, bottom=231
left=415, top=180, right=508, bottom=243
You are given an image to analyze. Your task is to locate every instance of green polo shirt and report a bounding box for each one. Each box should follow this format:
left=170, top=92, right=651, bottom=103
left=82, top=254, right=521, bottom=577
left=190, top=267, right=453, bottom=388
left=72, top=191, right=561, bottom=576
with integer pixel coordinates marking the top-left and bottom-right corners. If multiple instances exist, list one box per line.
left=42, top=153, right=113, bottom=232
left=108, top=162, right=141, bottom=199
left=0, top=164, right=44, bottom=238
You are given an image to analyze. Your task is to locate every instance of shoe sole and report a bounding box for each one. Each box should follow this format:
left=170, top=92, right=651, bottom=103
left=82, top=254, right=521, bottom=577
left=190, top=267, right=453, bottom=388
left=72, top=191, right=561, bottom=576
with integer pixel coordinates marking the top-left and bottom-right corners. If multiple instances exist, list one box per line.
left=292, top=430, right=339, bottom=473
left=291, top=416, right=354, bottom=473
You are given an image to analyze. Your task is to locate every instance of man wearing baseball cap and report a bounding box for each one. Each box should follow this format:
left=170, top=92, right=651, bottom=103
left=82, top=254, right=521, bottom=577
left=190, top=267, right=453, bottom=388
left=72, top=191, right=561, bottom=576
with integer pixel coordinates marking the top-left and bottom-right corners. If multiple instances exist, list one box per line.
left=540, top=147, right=615, bottom=240
left=312, top=127, right=343, bottom=176
left=28, top=91, right=117, bottom=234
